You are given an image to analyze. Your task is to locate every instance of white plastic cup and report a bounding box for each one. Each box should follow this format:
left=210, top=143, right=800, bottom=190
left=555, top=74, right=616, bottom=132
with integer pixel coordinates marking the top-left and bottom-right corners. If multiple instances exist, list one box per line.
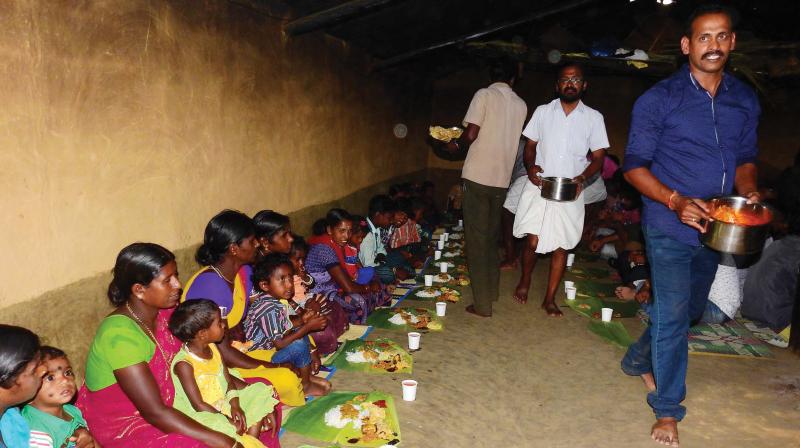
left=458, top=219, right=463, bottom=227
left=440, top=263, right=448, bottom=274
left=566, top=253, right=575, bottom=267
left=424, top=275, right=433, bottom=287
left=437, top=239, right=445, bottom=250
left=601, top=307, right=613, bottom=322
left=443, top=232, right=450, bottom=242
left=565, top=287, right=577, bottom=300
left=434, top=250, right=442, bottom=260
left=218, top=306, right=228, bottom=318
left=407, top=332, right=420, bottom=350
left=402, top=380, right=418, bottom=401
left=564, top=280, right=574, bottom=293
left=435, top=301, right=447, bottom=316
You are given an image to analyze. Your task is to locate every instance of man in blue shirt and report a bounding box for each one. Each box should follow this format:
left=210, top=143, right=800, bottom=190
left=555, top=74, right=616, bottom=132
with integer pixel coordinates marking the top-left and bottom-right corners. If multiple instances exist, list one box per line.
left=619, top=4, right=760, bottom=446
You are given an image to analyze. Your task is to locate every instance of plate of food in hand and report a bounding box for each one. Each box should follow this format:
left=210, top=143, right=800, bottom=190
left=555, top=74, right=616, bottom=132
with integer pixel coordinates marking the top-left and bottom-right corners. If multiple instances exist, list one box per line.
left=429, top=125, right=463, bottom=142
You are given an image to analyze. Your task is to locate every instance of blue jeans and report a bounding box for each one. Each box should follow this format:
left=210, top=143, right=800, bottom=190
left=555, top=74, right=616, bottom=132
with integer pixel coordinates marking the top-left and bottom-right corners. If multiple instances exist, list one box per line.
left=621, top=225, right=719, bottom=420
left=270, top=335, right=312, bottom=368
left=700, top=300, right=729, bottom=324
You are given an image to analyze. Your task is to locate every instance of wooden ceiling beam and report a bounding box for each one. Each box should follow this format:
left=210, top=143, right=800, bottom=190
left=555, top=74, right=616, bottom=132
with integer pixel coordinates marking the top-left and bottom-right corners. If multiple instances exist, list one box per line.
left=285, top=0, right=402, bottom=36
left=373, top=0, right=601, bottom=70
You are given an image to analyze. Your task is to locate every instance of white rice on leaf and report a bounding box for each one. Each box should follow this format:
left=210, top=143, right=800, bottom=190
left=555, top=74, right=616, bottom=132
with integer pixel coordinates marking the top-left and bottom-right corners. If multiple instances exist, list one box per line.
left=345, top=351, right=369, bottom=363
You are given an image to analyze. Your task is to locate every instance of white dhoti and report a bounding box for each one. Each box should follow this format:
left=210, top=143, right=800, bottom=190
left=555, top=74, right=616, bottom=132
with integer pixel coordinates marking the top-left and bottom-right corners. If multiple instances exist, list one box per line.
left=503, top=175, right=529, bottom=214
left=582, top=175, right=607, bottom=204
left=512, top=181, right=585, bottom=254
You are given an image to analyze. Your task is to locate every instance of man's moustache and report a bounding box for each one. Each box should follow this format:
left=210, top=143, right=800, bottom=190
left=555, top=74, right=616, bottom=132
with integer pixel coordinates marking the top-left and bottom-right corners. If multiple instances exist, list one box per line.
left=702, top=51, right=725, bottom=59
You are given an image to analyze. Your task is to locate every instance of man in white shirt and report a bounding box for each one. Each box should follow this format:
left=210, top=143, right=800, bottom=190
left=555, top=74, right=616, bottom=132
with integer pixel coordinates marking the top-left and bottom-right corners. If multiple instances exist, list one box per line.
left=444, top=60, right=527, bottom=317
left=512, top=63, right=609, bottom=316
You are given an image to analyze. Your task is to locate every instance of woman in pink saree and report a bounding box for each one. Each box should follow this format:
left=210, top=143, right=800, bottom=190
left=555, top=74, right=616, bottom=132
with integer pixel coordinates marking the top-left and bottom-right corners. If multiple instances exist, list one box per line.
left=77, top=243, right=281, bottom=447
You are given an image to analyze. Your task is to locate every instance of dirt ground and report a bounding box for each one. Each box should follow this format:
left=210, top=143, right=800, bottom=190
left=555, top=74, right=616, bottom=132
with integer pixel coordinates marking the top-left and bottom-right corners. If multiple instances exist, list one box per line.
left=280, top=261, right=800, bottom=448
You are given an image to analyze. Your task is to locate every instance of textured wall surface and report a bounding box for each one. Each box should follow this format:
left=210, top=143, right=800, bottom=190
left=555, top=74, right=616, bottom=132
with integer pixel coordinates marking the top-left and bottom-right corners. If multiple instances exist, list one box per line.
left=0, top=0, right=430, bottom=309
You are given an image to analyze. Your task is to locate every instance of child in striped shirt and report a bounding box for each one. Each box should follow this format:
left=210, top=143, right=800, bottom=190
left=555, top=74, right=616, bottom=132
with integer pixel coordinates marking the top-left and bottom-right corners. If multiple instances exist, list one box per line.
left=21, top=347, right=97, bottom=448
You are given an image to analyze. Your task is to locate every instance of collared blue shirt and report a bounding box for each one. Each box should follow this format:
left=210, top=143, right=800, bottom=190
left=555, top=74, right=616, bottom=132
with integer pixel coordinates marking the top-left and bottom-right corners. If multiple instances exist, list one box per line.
left=623, top=64, right=760, bottom=246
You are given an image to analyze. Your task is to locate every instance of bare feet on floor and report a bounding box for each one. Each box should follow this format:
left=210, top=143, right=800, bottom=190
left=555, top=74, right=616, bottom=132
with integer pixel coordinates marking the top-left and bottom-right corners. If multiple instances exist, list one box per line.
left=641, top=372, right=657, bottom=392
left=651, top=418, right=679, bottom=446
left=512, top=285, right=528, bottom=304
left=541, top=301, right=563, bottom=317
left=465, top=304, right=491, bottom=318
left=615, top=286, right=636, bottom=301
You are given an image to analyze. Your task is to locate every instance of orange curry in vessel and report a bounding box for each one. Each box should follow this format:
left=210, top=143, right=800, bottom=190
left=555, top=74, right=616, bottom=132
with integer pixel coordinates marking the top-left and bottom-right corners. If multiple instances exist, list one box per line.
left=710, top=205, right=770, bottom=226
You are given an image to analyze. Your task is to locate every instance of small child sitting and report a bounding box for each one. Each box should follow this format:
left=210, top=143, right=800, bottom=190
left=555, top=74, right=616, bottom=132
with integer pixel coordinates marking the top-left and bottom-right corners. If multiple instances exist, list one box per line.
left=246, top=253, right=332, bottom=397
left=169, top=299, right=278, bottom=448
left=22, top=347, right=97, bottom=448
left=288, top=235, right=348, bottom=355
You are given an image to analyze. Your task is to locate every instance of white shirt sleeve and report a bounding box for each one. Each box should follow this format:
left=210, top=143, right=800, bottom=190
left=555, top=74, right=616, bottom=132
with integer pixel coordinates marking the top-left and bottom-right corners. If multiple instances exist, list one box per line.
left=588, top=111, right=610, bottom=152
left=522, top=106, right=544, bottom=142
left=359, top=234, right=378, bottom=267
left=463, top=89, right=487, bottom=127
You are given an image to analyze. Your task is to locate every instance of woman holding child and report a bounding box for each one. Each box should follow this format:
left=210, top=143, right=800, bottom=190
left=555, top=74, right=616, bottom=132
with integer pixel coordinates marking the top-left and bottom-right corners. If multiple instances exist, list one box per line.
left=182, top=210, right=305, bottom=407
left=0, top=325, right=47, bottom=447
left=305, top=208, right=390, bottom=324
left=78, top=242, right=277, bottom=447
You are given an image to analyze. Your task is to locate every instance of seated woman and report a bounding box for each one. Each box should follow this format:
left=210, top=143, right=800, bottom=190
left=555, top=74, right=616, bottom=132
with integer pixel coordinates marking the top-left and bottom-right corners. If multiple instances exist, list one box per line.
left=306, top=208, right=389, bottom=324
left=182, top=210, right=305, bottom=407
left=78, top=242, right=265, bottom=447
left=254, top=210, right=347, bottom=356
left=0, top=325, right=47, bottom=447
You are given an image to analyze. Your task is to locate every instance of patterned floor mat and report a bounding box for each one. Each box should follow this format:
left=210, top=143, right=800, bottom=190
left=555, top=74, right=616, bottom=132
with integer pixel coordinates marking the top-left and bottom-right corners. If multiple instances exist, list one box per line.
left=688, top=319, right=774, bottom=358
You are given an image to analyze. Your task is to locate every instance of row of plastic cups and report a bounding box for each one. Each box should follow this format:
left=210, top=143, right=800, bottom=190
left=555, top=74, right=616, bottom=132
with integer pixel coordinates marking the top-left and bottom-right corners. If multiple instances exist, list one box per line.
left=406, top=222, right=462, bottom=402
left=404, top=332, right=422, bottom=401
left=563, top=280, right=614, bottom=322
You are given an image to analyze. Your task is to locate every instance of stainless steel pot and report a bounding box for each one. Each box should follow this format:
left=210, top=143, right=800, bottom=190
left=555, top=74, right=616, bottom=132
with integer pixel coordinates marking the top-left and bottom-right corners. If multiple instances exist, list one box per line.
left=702, top=196, right=773, bottom=255
left=540, top=177, right=579, bottom=202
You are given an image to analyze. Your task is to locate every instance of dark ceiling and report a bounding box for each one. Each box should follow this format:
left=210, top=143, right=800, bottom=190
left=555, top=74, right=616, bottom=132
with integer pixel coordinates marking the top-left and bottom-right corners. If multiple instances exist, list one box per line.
left=240, top=0, right=800, bottom=80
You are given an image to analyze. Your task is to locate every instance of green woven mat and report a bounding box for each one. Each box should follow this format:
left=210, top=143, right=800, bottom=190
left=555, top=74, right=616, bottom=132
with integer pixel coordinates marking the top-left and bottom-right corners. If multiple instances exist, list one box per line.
left=324, top=338, right=412, bottom=374
left=283, top=391, right=400, bottom=447
left=365, top=307, right=443, bottom=331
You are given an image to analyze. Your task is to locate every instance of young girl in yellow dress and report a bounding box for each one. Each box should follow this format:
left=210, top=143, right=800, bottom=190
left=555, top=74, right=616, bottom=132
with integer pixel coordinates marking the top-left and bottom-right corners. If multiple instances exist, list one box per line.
left=168, top=299, right=278, bottom=448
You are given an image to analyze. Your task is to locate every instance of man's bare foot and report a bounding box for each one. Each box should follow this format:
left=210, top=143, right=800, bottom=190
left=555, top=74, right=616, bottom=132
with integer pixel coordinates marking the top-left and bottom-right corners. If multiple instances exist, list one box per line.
left=499, top=258, right=518, bottom=270
left=615, top=286, right=636, bottom=301
left=641, top=372, right=657, bottom=392
left=541, top=301, right=563, bottom=317
left=651, top=418, right=679, bottom=446
left=512, top=285, right=529, bottom=304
